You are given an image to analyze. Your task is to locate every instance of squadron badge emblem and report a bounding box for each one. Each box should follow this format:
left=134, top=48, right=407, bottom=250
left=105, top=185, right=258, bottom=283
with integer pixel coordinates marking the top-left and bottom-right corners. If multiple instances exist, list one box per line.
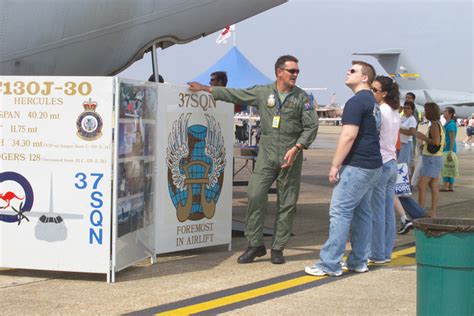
left=267, top=94, right=276, bottom=108
left=76, top=99, right=103, bottom=141
left=166, top=113, right=226, bottom=222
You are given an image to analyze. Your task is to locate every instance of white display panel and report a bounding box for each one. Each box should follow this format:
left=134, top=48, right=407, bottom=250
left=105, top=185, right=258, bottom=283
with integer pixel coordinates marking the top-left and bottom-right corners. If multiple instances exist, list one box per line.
left=0, top=76, right=113, bottom=273
left=155, top=85, right=233, bottom=254
left=112, top=78, right=156, bottom=272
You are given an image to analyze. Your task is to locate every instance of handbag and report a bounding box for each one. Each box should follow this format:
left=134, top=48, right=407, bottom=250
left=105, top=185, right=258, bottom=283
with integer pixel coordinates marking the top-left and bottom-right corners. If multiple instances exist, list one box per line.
left=426, top=122, right=441, bottom=154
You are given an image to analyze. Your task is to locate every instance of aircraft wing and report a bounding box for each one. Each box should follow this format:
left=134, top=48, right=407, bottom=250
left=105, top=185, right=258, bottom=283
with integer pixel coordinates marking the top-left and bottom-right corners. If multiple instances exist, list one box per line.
left=0, top=0, right=286, bottom=76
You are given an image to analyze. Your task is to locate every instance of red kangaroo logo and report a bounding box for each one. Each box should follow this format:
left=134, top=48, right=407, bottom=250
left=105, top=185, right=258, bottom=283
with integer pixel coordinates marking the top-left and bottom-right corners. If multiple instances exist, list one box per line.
left=0, top=191, right=24, bottom=209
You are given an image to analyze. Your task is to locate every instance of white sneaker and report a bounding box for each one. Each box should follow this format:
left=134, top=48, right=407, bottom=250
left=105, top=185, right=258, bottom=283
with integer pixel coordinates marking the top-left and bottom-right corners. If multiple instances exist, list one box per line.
left=341, top=261, right=348, bottom=271
left=351, top=265, right=369, bottom=273
left=341, top=261, right=369, bottom=273
left=305, top=265, right=342, bottom=277
left=368, top=258, right=386, bottom=264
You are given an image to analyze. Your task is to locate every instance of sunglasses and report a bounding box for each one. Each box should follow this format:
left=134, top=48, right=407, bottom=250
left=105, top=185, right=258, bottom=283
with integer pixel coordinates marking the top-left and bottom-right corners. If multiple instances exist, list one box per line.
left=210, top=78, right=217, bottom=82
left=371, top=87, right=382, bottom=93
left=281, top=68, right=300, bottom=75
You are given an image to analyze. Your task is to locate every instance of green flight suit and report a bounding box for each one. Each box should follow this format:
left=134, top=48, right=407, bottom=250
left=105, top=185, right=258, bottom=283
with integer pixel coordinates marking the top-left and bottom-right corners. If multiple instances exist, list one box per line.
left=212, top=82, right=318, bottom=250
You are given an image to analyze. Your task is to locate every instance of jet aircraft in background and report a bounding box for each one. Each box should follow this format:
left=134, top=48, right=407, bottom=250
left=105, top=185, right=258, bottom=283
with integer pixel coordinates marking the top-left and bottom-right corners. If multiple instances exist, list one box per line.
left=0, top=0, right=286, bottom=76
left=354, top=49, right=474, bottom=118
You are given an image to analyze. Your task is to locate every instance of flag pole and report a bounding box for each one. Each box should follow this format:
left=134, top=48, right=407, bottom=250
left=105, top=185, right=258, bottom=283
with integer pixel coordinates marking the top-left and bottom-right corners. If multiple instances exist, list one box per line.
left=233, top=25, right=236, bottom=46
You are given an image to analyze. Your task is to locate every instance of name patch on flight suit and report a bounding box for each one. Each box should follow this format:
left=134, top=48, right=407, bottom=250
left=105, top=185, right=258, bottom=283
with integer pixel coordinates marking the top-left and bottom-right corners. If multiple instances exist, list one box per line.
left=285, top=100, right=296, bottom=109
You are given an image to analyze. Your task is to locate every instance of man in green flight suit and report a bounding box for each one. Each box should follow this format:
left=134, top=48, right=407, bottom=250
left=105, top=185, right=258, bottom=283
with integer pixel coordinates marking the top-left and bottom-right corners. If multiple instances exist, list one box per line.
left=188, top=55, right=318, bottom=264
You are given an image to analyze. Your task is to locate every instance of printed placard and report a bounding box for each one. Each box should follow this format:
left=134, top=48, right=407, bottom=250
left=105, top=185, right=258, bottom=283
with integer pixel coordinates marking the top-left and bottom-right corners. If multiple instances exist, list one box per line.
left=395, top=163, right=412, bottom=197
left=155, top=84, right=233, bottom=254
left=113, top=79, right=157, bottom=271
left=0, top=76, right=113, bottom=273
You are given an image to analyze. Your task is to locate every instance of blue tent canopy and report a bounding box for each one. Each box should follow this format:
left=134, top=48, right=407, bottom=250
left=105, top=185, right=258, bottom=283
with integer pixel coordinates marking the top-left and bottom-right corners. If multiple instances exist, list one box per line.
left=191, top=46, right=272, bottom=88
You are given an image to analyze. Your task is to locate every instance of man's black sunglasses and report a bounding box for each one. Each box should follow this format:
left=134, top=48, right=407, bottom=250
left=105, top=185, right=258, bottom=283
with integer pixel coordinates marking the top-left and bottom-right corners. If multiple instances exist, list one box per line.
left=281, top=68, right=300, bottom=75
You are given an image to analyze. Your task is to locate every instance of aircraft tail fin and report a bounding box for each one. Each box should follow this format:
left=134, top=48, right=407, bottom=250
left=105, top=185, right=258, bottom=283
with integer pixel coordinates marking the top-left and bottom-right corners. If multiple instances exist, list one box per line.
left=423, top=90, right=434, bottom=103
left=353, top=49, right=429, bottom=90
left=329, top=93, right=337, bottom=106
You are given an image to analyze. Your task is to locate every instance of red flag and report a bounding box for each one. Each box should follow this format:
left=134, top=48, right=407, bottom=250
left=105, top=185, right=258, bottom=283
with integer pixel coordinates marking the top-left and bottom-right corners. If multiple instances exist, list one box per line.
left=216, top=25, right=235, bottom=44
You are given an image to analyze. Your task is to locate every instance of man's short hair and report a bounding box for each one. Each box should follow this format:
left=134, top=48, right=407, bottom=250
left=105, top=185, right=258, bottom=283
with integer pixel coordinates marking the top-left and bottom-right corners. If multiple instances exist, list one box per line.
left=405, top=92, right=416, bottom=100
left=352, top=60, right=376, bottom=85
left=274, top=55, right=299, bottom=76
left=211, top=71, right=228, bottom=87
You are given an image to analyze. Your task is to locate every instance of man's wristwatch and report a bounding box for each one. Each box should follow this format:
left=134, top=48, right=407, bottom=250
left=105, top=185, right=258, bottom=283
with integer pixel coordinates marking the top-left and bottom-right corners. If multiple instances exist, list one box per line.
left=294, top=144, right=303, bottom=151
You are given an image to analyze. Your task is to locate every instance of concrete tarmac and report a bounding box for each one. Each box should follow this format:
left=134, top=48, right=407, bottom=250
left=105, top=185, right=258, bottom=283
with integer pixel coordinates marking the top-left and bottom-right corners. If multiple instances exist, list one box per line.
left=1, top=125, right=473, bottom=315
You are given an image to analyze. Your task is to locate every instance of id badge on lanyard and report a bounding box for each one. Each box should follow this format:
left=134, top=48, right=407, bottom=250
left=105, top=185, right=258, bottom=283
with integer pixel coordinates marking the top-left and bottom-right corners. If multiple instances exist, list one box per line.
left=272, top=116, right=280, bottom=128
left=273, top=96, right=283, bottom=129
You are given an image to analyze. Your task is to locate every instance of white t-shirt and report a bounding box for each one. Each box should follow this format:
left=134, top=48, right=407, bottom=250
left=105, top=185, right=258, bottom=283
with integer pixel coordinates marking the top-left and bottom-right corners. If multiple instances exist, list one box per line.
left=379, top=103, right=400, bottom=163
left=400, top=115, right=417, bottom=143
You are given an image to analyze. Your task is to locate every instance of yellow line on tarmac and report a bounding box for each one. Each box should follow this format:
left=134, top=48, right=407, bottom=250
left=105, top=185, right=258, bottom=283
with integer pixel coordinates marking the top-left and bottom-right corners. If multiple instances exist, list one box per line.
left=393, top=246, right=416, bottom=257
left=389, top=246, right=416, bottom=266
left=155, top=246, right=416, bottom=316
left=156, top=275, right=326, bottom=316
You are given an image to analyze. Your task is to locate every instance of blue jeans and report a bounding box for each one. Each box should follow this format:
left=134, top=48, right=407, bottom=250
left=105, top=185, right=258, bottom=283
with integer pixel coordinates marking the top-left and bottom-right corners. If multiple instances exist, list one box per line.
left=370, top=159, right=397, bottom=261
left=398, top=142, right=412, bottom=166
left=315, top=165, right=382, bottom=274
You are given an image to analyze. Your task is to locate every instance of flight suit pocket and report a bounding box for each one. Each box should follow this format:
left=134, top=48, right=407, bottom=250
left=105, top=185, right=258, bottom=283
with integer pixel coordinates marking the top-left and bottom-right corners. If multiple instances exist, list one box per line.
left=280, top=106, right=302, bottom=135
left=282, top=106, right=298, bottom=118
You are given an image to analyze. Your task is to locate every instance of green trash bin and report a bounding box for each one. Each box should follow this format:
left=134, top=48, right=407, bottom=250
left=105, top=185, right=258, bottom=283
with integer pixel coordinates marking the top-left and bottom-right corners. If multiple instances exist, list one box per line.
left=413, top=218, right=474, bottom=316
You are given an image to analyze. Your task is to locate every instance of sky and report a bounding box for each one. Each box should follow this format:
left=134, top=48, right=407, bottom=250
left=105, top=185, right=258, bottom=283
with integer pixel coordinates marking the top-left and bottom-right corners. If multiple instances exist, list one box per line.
left=119, top=0, right=473, bottom=105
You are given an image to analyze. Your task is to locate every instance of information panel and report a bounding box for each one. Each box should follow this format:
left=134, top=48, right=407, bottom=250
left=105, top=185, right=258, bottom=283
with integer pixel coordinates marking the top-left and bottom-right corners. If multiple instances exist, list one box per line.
left=0, top=76, right=113, bottom=273
left=113, top=78, right=156, bottom=272
left=155, top=85, right=233, bottom=254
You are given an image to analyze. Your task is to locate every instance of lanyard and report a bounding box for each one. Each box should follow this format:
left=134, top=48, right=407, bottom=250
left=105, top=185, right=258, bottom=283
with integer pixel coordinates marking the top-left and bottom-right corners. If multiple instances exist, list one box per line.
left=276, top=93, right=288, bottom=116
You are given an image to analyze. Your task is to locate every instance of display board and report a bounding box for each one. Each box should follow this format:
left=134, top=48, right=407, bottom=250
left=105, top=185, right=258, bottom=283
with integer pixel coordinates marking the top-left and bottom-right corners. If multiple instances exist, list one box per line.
left=0, top=78, right=233, bottom=281
left=155, top=85, right=233, bottom=254
left=0, top=76, right=113, bottom=274
left=112, top=78, right=157, bottom=273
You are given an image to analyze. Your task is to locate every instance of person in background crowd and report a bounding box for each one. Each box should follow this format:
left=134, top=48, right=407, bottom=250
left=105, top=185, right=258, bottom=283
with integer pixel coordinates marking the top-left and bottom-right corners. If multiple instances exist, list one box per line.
left=368, top=76, right=400, bottom=265
left=210, top=71, right=246, bottom=113
left=396, top=101, right=417, bottom=234
left=148, top=74, right=164, bottom=83
left=464, top=113, right=474, bottom=148
left=440, top=107, right=457, bottom=191
left=209, top=71, right=228, bottom=87
left=405, top=92, right=420, bottom=176
left=416, top=102, right=445, bottom=218
left=398, top=101, right=417, bottom=167
left=305, top=61, right=381, bottom=277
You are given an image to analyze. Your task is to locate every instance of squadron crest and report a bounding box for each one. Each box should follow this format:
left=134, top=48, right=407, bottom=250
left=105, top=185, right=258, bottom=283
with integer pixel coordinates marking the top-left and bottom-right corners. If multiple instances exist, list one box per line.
left=76, top=99, right=103, bottom=141
left=166, top=113, right=226, bottom=222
